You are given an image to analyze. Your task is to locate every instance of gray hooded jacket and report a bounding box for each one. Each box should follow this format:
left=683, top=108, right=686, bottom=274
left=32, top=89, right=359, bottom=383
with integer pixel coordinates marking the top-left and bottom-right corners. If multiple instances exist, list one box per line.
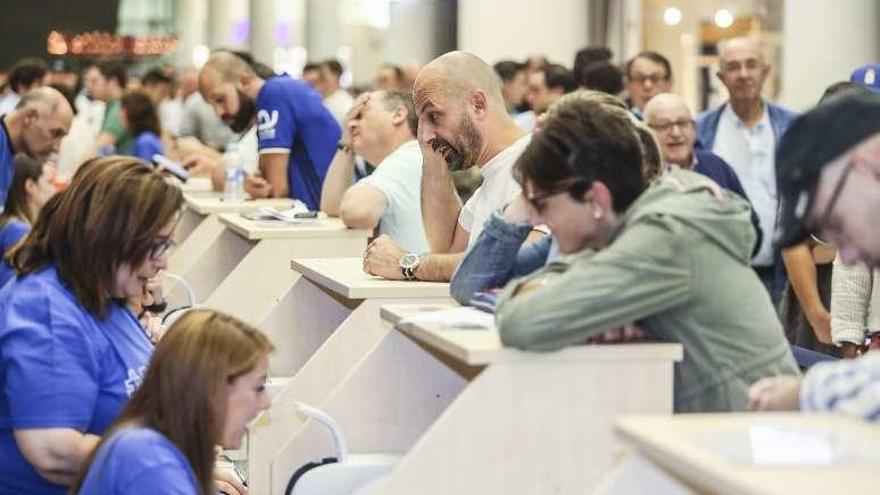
left=496, top=167, right=799, bottom=412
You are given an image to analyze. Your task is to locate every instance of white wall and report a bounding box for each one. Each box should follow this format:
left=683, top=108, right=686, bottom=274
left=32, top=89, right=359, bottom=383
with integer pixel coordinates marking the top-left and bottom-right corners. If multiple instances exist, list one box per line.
left=458, top=0, right=590, bottom=65
left=780, top=0, right=880, bottom=111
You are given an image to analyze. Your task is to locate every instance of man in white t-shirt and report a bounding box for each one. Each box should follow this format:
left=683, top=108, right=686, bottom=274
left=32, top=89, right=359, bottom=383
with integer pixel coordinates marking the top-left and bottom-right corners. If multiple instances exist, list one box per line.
left=321, top=90, right=430, bottom=254
left=363, top=51, right=543, bottom=282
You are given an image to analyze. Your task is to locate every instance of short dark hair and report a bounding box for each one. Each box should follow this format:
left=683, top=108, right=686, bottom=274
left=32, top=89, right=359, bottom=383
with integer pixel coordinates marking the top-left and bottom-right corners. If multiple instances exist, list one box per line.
left=226, top=50, right=275, bottom=79
left=142, top=67, right=174, bottom=87
left=98, top=59, right=128, bottom=88
left=302, top=63, right=320, bottom=73
left=493, top=60, right=526, bottom=83
left=542, top=63, right=577, bottom=94
left=121, top=90, right=161, bottom=137
left=378, top=90, right=417, bottom=137
left=818, top=81, right=872, bottom=105
left=514, top=99, right=646, bottom=213
left=573, top=46, right=613, bottom=85
left=625, top=51, right=672, bottom=81
left=8, top=58, right=49, bottom=94
left=322, top=60, right=344, bottom=79
left=581, top=61, right=624, bottom=95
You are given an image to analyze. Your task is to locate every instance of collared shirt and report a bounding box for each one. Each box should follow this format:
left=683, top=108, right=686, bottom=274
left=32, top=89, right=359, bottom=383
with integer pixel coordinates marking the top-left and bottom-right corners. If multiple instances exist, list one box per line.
left=712, top=103, right=776, bottom=266
left=459, top=134, right=531, bottom=246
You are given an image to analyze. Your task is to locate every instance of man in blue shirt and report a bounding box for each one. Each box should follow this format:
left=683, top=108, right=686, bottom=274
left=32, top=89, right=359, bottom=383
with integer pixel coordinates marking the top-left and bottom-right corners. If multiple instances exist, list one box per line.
left=198, top=51, right=340, bottom=210
left=696, top=37, right=797, bottom=306
left=0, top=87, right=72, bottom=205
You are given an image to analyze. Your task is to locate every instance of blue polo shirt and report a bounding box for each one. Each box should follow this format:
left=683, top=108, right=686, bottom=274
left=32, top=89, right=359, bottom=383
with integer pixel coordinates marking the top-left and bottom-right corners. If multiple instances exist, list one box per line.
left=0, top=266, right=152, bottom=494
left=77, top=426, right=198, bottom=495
left=255, top=75, right=340, bottom=210
left=129, top=131, right=165, bottom=164
left=0, top=117, right=16, bottom=207
left=0, top=219, right=29, bottom=287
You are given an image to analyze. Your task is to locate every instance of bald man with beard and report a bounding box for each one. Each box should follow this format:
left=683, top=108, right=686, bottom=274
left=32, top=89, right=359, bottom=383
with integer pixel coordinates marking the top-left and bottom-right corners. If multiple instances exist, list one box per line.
left=362, top=51, right=543, bottom=282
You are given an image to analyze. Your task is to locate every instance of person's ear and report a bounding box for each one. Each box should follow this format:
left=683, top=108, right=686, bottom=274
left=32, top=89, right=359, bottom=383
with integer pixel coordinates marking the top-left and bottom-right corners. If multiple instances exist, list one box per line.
left=22, top=107, right=39, bottom=126
left=390, top=106, right=407, bottom=127
left=589, top=181, right=614, bottom=215
left=238, top=72, right=253, bottom=92
left=471, top=89, right=489, bottom=119
left=24, top=177, right=37, bottom=197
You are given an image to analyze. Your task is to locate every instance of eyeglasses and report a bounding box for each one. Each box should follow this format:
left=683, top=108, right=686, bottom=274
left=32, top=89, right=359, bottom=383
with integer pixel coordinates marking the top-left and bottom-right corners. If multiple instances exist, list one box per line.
left=647, top=118, right=694, bottom=134
left=629, top=74, right=669, bottom=85
left=525, top=176, right=588, bottom=213
left=147, top=237, right=175, bottom=260
left=812, top=155, right=857, bottom=237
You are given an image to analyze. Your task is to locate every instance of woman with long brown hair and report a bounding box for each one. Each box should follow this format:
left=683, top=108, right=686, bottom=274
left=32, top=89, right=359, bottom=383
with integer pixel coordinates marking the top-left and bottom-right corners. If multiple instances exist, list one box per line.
left=72, top=309, right=272, bottom=494
left=0, top=156, right=183, bottom=494
left=0, top=153, right=57, bottom=286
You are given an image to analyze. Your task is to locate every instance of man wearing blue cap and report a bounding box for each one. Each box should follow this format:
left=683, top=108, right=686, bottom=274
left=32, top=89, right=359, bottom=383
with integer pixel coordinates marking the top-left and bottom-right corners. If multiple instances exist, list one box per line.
left=749, top=91, right=880, bottom=419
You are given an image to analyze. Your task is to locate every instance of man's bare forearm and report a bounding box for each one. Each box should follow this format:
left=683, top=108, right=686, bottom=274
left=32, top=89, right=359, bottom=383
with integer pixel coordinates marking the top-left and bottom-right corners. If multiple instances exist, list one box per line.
left=421, top=166, right=462, bottom=253
left=321, top=150, right=356, bottom=215
left=414, top=252, right=464, bottom=282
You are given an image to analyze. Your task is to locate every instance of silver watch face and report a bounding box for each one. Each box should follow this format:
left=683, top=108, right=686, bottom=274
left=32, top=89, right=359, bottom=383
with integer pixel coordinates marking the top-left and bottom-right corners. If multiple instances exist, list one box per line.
left=400, top=253, right=419, bottom=269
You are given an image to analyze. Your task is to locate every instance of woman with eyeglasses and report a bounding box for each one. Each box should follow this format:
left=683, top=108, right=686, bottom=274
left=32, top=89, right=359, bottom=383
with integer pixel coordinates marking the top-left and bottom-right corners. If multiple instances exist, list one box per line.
left=72, top=309, right=272, bottom=495
left=492, top=98, right=799, bottom=412
left=0, top=156, right=182, bottom=494
left=0, top=154, right=58, bottom=287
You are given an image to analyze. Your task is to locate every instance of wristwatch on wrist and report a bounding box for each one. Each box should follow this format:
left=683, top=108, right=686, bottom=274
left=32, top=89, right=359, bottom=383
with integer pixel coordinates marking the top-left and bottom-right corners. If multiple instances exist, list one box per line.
left=399, top=253, right=421, bottom=281
left=337, top=141, right=353, bottom=155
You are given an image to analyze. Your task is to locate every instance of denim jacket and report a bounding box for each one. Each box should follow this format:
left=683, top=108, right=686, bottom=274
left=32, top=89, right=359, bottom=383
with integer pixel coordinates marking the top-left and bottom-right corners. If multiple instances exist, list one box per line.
left=450, top=211, right=551, bottom=305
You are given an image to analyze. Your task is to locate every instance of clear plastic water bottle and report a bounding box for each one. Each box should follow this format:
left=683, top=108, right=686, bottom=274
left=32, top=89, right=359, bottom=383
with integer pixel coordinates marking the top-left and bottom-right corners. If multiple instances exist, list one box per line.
left=223, top=142, right=245, bottom=203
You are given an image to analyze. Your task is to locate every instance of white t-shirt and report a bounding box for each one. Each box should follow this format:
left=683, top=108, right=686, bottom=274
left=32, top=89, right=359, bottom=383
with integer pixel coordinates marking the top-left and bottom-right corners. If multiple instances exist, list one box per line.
left=459, top=134, right=532, bottom=246
left=359, top=140, right=430, bottom=254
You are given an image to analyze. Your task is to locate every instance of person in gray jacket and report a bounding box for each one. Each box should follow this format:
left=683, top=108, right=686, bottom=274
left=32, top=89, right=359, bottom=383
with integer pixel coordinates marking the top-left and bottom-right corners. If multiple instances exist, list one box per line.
left=495, top=98, right=799, bottom=413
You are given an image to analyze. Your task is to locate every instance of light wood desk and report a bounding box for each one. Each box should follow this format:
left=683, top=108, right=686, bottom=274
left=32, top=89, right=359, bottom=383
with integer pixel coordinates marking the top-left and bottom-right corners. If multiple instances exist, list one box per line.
left=269, top=303, right=682, bottom=495
left=166, top=195, right=296, bottom=308
left=247, top=258, right=452, bottom=494
left=195, top=216, right=370, bottom=341
left=173, top=193, right=293, bottom=247
left=597, top=413, right=880, bottom=495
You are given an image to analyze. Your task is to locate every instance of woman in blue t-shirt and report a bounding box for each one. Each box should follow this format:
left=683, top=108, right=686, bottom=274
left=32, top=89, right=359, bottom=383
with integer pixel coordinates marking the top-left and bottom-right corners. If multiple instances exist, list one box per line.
left=120, top=91, right=165, bottom=164
left=0, top=156, right=183, bottom=494
left=72, top=309, right=273, bottom=495
left=0, top=154, right=58, bottom=287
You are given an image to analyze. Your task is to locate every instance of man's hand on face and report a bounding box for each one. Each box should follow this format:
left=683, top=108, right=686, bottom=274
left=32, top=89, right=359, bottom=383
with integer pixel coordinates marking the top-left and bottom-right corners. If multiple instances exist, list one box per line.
left=363, top=234, right=407, bottom=280
left=342, top=93, right=370, bottom=150
left=416, top=119, right=453, bottom=174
